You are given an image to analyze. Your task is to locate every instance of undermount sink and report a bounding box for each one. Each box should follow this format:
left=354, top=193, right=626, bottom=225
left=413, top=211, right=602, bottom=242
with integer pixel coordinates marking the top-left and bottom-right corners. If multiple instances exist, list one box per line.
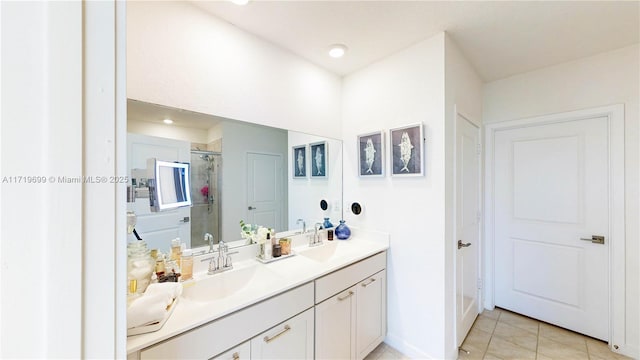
left=297, top=241, right=342, bottom=262
left=182, top=265, right=276, bottom=303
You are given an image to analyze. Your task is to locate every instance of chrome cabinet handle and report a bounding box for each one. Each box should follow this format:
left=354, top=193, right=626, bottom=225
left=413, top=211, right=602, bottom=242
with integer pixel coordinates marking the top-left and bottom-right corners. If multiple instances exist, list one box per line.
left=338, top=291, right=354, bottom=301
left=361, top=278, right=376, bottom=287
left=263, top=324, right=291, bottom=343
left=248, top=206, right=256, bottom=210
left=458, top=240, right=471, bottom=249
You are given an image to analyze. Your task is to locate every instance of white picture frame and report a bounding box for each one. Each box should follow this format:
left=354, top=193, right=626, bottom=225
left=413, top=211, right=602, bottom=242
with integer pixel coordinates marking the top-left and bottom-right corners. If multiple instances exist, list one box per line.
left=390, top=123, right=424, bottom=176
left=309, top=141, right=328, bottom=178
left=292, top=145, right=307, bottom=178
left=357, top=131, right=384, bottom=177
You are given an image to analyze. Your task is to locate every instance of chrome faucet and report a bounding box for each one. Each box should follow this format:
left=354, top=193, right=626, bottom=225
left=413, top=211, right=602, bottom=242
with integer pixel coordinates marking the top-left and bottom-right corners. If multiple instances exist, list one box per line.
left=205, top=233, right=214, bottom=253
left=296, top=219, right=306, bottom=234
left=207, top=239, right=233, bottom=275
left=309, top=222, right=323, bottom=247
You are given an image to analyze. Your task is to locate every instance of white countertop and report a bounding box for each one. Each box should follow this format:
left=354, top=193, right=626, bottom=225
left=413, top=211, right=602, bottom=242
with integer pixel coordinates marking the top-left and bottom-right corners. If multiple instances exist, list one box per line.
left=126, top=229, right=389, bottom=354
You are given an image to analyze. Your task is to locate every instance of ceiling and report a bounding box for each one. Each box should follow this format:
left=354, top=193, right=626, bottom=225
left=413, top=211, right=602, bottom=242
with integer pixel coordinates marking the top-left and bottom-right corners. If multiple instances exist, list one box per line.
left=192, top=1, right=639, bottom=82
left=128, top=99, right=223, bottom=129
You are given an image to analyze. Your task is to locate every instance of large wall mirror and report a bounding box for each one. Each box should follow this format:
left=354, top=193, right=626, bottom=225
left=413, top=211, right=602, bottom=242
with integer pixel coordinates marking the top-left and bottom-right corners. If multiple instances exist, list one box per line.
left=127, top=99, right=343, bottom=253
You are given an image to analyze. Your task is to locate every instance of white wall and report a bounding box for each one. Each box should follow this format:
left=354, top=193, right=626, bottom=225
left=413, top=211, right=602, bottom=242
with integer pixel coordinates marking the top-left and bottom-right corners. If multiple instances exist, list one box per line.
left=342, top=33, right=448, bottom=359
left=1, top=1, right=124, bottom=357
left=126, top=1, right=342, bottom=139
left=287, top=132, right=343, bottom=230
left=483, top=44, right=639, bottom=356
left=444, top=35, right=484, bottom=359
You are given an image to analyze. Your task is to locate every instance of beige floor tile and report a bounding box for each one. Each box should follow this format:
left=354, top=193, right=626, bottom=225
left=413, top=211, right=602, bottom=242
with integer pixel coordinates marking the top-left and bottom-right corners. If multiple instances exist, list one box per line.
left=492, top=321, right=538, bottom=351
left=458, top=348, right=484, bottom=360
left=463, top=327, right=493, bottom=352
left=485, top=336, right=537, bottom=360
left=474, top=316, right=499, bottom=334
left=586, top=338, right=632, bottom=360
left=498, top=311, right=539, bottom=335
left=535, top=353, right=553, bottom=360
left=482, top=353, right=502, bottom=360
left=480, top=308, right=502, bottom=320
left=537, top=336, right=589, bottom=360
left=379, top=349, right=409, bottom=360
left=538, top=322, right=587, bottom=353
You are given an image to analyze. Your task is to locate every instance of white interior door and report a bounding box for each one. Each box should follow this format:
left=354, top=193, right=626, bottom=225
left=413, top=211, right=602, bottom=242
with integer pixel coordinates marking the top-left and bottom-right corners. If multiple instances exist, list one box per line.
left=493, top=116, right=609, bottom=340
left=456, top=114, right=481, bottom=346
left=127, top=133, right=191, bottom=251
left=247, top=152, right=283, bottom=231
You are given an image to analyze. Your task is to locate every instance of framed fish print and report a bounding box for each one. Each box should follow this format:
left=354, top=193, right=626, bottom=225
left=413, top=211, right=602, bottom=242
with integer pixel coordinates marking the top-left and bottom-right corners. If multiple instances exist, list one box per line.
left=357, top=131, right=384, bottom=177
left=390, top=123, right=424, bottom=176
left=292, top=145, right=307, bottom=178
left=309, top=141, right=328, bottom=178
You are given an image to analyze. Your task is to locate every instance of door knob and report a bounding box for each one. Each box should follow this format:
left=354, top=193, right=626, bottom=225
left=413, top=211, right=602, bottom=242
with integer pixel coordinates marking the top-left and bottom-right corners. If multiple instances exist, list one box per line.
left=248, top=206, right=256, bottom=210
left=458, top=240, right=471, bottom=249
left=580, top=235, right=605, bottom=244
left=179, top=216, right=190, bottom=223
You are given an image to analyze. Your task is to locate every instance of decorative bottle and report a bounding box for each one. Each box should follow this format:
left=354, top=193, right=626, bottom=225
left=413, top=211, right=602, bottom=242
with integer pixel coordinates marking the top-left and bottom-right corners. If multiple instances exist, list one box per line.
left=180, top=249, right=193, bottom=281
left=335, top=220, right=351, bottom=240
left=322, top=217, right=333, bottom=229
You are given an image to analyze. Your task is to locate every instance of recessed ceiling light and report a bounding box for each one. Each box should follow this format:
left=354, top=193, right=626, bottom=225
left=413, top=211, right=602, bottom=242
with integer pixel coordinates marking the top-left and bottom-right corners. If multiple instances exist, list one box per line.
left=163, top=119, right=174, bottom=125
left=229, top=0, right=250, bottom=5
left=328, top=44, right=348, bottom=58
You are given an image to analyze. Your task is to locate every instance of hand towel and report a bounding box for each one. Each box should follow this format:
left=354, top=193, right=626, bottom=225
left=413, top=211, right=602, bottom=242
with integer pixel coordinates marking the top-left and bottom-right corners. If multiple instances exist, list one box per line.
left=127, top=293, right=171, bottom=329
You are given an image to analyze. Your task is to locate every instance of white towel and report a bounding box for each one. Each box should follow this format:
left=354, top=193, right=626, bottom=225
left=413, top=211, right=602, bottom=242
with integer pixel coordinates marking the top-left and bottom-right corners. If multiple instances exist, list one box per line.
left=144, top=282, right=183, bottom=304
left=127, top=293, right=171, bottom=329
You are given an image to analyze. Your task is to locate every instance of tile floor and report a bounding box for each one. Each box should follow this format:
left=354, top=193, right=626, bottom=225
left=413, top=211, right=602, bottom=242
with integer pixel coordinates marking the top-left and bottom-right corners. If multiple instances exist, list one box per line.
left=364, top=342, right=410, bottom=360
left=364, top=307, right=631, bottom=360
left=458, top=307, right=631, bottom=360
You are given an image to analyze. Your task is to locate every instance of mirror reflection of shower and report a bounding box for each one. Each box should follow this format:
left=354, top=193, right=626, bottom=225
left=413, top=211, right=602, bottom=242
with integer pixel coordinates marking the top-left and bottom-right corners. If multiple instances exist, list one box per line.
left=190, top=150, right=222, bottom=248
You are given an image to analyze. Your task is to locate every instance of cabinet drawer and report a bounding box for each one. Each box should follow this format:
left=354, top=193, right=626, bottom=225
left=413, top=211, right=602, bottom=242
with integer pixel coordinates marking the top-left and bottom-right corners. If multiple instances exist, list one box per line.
left=140, top=282, right=314, bottom=359
left=212, top=340, right=250, bottom=360
left=251, top=308, right=314, bottom=359
left=315, top=251, right=386, bottom=304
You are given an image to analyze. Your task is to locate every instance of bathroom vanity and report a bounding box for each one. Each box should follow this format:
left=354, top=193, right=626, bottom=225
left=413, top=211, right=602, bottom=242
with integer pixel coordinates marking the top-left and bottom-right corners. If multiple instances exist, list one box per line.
left=127, top=232, right=389, bottom=360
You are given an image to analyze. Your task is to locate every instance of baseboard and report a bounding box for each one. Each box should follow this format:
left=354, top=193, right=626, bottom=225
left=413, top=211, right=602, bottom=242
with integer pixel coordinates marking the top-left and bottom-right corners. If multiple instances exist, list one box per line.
left=384, top=333, right=436, bottom=359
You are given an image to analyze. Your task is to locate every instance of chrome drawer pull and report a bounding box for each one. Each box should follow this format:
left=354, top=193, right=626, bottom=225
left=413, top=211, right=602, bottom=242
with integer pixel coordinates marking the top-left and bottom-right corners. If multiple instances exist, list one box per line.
left=263, top=324, right=291, bottom=343
left=361, top=278, right=376, bottom=287
left=338, top=291, right=354, bottom=301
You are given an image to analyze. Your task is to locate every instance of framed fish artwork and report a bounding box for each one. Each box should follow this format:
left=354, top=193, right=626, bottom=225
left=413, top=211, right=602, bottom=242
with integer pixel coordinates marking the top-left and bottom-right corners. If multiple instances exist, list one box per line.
left=292, top=145, right=307, bottom=178
left=390, top=123, right=424, bottom=176
left=309, top=141, right=328, bottom=178
left=357, top=131, right=384, bottom=177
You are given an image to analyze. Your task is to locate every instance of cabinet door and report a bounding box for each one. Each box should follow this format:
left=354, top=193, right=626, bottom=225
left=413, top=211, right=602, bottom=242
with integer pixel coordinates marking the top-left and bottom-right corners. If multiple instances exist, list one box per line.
left=315, top=286, right=357, bottom=360
left=356, top=270, right=386, bottom=359
left=212, top=341, right=250, bottom=360
left=251, top=308, right=314, bottom=359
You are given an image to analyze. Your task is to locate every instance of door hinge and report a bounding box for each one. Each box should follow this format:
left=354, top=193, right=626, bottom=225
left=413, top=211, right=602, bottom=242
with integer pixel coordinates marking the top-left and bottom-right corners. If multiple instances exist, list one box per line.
left=477, top=278, right=483, bottom=289
left=476, top=144, right=482, bottom=155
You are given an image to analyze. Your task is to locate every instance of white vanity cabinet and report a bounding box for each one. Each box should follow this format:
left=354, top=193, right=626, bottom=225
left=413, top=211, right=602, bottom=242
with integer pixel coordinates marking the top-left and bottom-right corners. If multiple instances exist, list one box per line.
left=314, top=252, right=387, bottom=360
left=138, top=282, right=314, bottom=360
left=250, top=308, right=314, bottom=359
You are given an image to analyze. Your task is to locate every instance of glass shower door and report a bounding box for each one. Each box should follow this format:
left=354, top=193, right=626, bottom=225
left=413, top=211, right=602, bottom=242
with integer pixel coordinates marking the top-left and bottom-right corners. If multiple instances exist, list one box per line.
left=190, top=151, right=221, bottom=248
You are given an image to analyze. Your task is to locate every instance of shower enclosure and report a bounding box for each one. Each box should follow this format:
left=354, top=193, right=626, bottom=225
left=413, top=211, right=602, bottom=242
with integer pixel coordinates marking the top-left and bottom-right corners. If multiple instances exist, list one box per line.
left=190, top=151, right=221, bottom=248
